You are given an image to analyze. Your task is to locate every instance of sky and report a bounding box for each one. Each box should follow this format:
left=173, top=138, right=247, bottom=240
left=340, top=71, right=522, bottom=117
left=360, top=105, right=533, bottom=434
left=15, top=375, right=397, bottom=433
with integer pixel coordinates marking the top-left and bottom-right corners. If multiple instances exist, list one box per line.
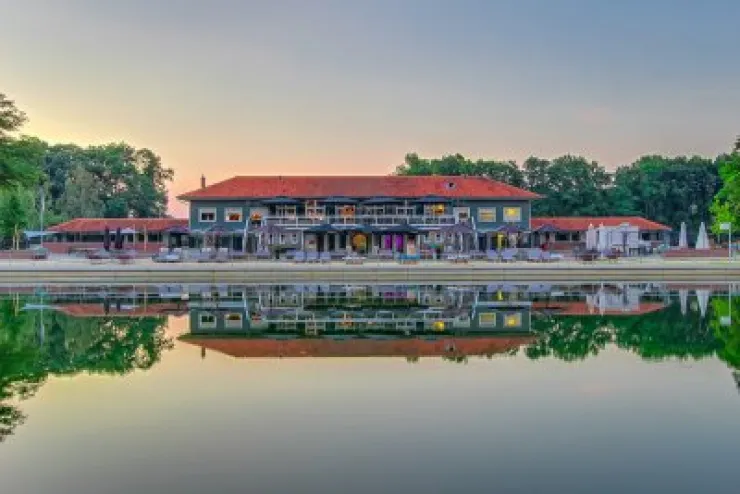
left=2, top=0, right=740, bottom=216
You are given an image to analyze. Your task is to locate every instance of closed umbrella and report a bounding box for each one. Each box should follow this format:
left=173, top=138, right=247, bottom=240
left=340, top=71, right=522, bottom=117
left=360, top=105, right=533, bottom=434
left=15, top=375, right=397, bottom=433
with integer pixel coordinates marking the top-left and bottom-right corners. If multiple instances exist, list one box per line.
left=678, top=222, right=688, bottom=249
left=695, top=222, right=709, bottom=250
left=696, top=289, right=710, bottom=317
left=679, top=289, right=688, bottom=316
left=114, top=227, right=123, bottom=250
left=103, top=226, right=111, bottom=251
left=586, top=224, right=596, bottom=250
left=597, top=224, right=608, bottom=252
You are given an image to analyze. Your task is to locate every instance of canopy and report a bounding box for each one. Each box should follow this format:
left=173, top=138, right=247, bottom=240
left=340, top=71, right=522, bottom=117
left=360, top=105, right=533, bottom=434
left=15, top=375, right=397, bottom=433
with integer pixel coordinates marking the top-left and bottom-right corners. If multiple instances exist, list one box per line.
left=495, top=224, right=522, bottom=235
left=360, top=197, right=403, bottom=205
left=585, top=224, right=597, bottom=250
left=260, top=196, right=301, bottom=205
left=533, top=223, right=559, bottom=233
left=164, top=225, right=190, bottom=235
left=23, top=230, right=55, bottom=239
left=597, top=224, right=609, bottom=251
left=251, top=223, right=289, bottom=235
left=374, top=224, right=420, bottom=234
left=319, top=196, right=357, bottom=204
left=411, top=195, right=452, bottom=204
left=439, top=222, right=475, bottom=235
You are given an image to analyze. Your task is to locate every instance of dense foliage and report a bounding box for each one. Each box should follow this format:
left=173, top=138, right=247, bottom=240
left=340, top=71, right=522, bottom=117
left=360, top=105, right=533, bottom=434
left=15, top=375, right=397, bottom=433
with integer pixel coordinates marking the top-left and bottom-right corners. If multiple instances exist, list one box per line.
left=0, top=92, right=174, bottom=243
left=396, top=152, right=723, bottom=232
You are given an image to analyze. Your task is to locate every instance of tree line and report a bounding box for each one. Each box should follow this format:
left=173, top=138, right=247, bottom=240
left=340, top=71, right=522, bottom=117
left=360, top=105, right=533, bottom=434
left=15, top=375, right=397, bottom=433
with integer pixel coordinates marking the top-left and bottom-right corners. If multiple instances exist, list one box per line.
left=0, top=92, right=173, bottom=245
left=396, top=146, right=740, bottom=235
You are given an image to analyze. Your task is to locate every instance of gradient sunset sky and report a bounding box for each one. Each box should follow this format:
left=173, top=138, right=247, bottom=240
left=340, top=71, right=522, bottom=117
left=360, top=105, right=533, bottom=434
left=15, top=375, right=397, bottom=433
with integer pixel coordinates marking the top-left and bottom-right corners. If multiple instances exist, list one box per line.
left=3, top=0, right=740, bottom=215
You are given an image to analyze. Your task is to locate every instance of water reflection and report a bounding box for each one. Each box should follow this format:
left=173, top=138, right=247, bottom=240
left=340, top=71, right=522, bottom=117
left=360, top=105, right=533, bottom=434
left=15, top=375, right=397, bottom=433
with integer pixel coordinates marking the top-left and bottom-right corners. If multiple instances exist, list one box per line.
left=1, top=282, right=739, bottom=443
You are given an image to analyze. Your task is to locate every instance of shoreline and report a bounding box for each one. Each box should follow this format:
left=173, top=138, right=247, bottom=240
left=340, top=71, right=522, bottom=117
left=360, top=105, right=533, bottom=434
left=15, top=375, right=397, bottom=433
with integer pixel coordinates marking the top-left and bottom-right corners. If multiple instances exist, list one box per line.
left=1, top=258, right=739, bottom=284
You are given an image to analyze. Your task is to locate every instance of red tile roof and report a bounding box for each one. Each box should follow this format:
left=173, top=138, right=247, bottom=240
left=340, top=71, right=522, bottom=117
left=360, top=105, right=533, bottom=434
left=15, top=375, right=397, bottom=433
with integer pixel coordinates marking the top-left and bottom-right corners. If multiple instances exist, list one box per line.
left=181, top=336, right=535, bottom=358
left=532, top=216, right=671, bottom=232
left=48, top=218, right=188, bottom=234
left=178, top=176, right=541, bottom=201
left=532, top=301, right=667, bottom=316
left=53, top=303, right=188, bottom=317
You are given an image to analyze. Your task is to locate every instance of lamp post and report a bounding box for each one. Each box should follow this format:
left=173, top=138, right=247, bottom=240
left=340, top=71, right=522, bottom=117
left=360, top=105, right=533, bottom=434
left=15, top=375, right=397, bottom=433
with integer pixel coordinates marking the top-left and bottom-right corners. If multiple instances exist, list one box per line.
left=720, top=222, right=732, bottom=261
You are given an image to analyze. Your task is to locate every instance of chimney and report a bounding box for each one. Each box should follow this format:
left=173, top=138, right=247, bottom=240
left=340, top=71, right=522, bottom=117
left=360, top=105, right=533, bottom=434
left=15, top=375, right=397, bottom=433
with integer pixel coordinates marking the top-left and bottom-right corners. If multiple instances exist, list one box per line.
left=200, top=175, right=206, bottom=189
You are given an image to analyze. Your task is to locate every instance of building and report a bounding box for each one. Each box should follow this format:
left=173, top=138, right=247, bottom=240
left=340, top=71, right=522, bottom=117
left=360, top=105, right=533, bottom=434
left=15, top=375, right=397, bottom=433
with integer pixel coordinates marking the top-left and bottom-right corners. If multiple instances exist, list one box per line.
left=45, top=218, right=189, bottom=254
left=178, top=175, right=540, bottom=255
left=531, top=216, right=671, bottom=250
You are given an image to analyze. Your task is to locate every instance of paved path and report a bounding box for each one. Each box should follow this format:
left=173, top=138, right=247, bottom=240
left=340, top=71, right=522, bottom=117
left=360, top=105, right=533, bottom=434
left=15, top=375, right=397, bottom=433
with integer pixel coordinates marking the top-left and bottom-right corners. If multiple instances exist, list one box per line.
left=0, top=258, right=739, bottom=284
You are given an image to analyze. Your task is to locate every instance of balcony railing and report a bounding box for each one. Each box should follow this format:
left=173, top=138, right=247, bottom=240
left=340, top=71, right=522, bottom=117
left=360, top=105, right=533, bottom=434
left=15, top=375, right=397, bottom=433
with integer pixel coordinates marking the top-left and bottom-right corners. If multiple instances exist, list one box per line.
left=264, top=214, right=457, bottom=227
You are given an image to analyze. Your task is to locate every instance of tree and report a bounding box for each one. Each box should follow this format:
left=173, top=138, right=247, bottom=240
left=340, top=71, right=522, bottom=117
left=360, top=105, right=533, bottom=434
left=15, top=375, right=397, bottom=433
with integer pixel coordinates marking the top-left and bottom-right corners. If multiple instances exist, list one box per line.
left=0, top=95, right=39, bottom=189
left=0, top=93, right=26, bottom=141
left=527, top=155, right=613, bottom=216
left=394, top=153, right=525, bottom=187
left=0, top=187, right=33, bottom=248
left=57, top=165, right=104, bottom=219
left=710, top=153, right=740, bottom=234
left=612, top=155, right=719, bottom=231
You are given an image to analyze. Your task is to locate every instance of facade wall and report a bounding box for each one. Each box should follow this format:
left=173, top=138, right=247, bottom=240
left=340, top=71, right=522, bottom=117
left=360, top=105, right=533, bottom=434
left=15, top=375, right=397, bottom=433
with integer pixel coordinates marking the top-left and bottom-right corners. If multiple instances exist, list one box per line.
left=188, top=198, right=532, bottom=230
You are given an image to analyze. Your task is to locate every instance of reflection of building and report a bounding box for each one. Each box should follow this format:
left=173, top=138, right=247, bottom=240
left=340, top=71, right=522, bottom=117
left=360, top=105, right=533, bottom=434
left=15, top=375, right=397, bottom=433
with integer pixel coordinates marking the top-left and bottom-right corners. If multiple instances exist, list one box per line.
left=187, top=285, right=533, bottom=335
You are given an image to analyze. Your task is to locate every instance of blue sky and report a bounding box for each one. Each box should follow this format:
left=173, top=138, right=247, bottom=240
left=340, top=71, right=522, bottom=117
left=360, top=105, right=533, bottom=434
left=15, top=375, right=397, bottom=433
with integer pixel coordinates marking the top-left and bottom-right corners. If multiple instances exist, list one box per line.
left=2, top=0, right=739, bottom=210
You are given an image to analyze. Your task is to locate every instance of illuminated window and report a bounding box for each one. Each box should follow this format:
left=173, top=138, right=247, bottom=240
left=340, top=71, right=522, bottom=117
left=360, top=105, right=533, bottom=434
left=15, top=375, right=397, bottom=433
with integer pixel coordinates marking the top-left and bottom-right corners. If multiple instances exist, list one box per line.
left=224, top=312, right=244, bottom=329
left=504, top=313, right=522, bottom=328
left=478, top=312, right=496, bottom=327
left=199, top=208, right=216, bottom=222
left=478, top=208, right=496, bottom=222
left=503, top=207, right=522, bottom=222
left=199, top=313, right=217, bottom=329
left=225, top=208, right=243, bottom=222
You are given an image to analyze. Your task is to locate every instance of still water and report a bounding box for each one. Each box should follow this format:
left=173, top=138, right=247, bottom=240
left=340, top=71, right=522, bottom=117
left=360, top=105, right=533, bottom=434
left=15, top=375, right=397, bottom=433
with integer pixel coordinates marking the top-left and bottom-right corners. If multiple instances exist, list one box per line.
left=1, top=282, right=739, bottom=494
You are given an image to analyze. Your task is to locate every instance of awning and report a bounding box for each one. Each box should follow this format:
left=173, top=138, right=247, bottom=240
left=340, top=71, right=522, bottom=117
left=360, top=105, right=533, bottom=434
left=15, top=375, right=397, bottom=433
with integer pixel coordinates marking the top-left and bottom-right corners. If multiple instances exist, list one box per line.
left=164, top=226, right=191, bottom=235
left=260, top=196, right=301, bottom=205
left=360, top=197, right=403, bottom=205
left=23, top=230, right=55, bottom=239
left=373, top=224, right=420, bottom=234
left=120, top=227, right=137, bottom=235
left=532, top=224, right=559, bottom=233
left=319, top=196, right=357, bottom=204
left=304, top=223, right=337, bottom=234
left=411, top=195, right=452, bottom=204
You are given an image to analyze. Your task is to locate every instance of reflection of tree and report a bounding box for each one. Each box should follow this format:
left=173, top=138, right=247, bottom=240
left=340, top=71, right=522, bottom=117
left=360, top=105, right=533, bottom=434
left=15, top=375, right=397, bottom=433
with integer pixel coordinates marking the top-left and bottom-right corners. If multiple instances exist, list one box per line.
left=710, top=297, right=740, bottom=370
left=527, top=301, right=719, bottom=363
left=0, top=299, right=172, bottom=442
left=526, top=316, right=612, bottom=361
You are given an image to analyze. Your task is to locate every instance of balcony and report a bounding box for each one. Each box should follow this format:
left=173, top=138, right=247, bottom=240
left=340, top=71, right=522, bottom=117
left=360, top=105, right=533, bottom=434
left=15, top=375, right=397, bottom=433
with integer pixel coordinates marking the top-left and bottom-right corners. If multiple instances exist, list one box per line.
left=264, top=214, right=457, bottom=227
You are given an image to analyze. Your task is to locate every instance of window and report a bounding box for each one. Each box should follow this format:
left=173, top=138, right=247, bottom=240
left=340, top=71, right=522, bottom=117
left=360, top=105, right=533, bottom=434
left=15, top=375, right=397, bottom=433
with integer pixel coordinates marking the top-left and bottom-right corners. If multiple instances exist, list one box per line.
left=224, top=312, right=244, bottom=329
left=291, top=233, right=298, bottom=244
left=478, top=312, right=496, bottom=327
left=504, top=312, right=522, bottom=328
left=276, top=205, right=296, bottom=217
left=199, top=208, right=216, bottom=222
left=225, top=208, right=243, bottom=222
left=396, top=206, right=415, bottom=216
left=199, top=313, right=217, bottom=329
left=503, top=207, right=522, bottom=222
left=306, top=201, right=325, bottom=218
left=478, top=208, right=496, bottom=222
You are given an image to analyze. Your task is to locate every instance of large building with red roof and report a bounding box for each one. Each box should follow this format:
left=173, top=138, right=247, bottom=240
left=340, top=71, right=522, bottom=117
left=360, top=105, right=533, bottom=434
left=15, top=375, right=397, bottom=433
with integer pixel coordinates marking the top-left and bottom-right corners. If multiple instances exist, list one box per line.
left=530, top=216, right=671, bottom=250
left=178, top=175, right=540, bottom=254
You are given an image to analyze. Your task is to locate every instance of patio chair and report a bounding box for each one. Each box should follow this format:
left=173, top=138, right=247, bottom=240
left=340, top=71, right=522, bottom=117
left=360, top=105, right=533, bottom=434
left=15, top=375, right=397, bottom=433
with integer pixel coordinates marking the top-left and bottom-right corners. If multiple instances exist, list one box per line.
left=486, top=250, right=500, bottom=262
left=30, top=246, right=49, bottom=260
left=214, top=248, right=230, bottom=263
left=344, top=253, right=365, bottom=265
left=196, top=248, right=215, bottom=262
left=319, top=252, right=332, bottom=263
left=306, top=251, right=319, bottom=263
left=501, top=249, right=517, bottom=262
left=527, top=248, right=543, bottom=262
left=293, top=250, right=306, bottom=263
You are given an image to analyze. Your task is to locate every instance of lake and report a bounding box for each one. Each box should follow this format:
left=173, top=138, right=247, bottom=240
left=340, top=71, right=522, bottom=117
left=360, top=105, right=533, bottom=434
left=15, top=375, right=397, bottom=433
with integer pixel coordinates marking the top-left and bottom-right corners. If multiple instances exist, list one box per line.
left=1, top=282, right=739, bottom=494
